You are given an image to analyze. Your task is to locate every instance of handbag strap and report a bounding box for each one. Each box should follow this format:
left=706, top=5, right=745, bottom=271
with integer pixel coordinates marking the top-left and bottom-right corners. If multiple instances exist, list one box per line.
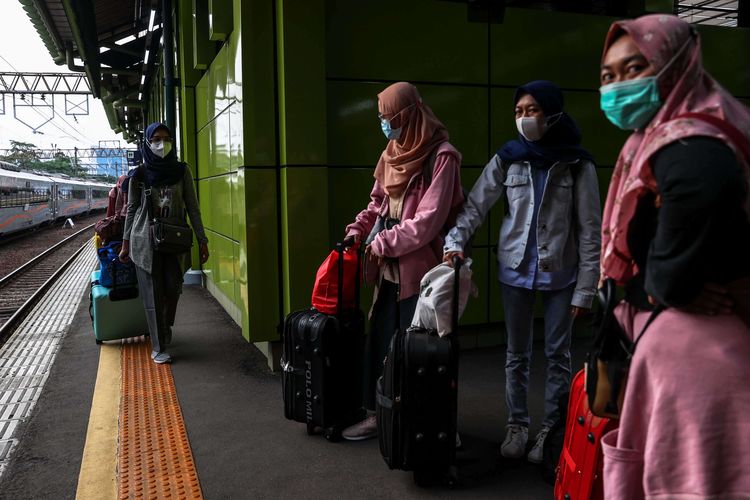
left=137, top=166, right=154, bottom=223
left=631, top=304, right=664, bottom=353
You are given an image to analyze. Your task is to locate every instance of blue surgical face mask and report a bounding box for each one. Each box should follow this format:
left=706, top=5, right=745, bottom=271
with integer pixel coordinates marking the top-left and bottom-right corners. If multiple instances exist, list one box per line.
left=380, top=118, right=402, bottom=141
left=378, top=102, right=417, bottom=141
left=600, top=35, right=693, bottom=131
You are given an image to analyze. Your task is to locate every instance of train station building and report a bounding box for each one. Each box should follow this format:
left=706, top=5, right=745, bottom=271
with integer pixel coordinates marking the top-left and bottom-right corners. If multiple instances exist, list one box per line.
left=1, top=0, right=748, bottom=498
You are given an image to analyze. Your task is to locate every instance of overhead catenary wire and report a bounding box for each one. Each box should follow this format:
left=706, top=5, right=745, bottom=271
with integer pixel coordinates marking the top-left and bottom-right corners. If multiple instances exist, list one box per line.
left=0, top=53, right=94, bottom=144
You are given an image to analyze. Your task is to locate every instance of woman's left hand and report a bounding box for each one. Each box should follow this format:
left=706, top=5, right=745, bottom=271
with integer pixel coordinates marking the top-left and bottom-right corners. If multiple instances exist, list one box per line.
left=199, top=242, right=210, bottom=264
left=365, top=244, right=384, bottom=267
left=571, top=306, right=589, bottom=319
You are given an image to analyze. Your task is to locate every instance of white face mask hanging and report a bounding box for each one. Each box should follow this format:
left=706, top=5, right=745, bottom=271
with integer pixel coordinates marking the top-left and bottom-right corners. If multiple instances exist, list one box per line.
left=148, top=140, right=172, bottom=158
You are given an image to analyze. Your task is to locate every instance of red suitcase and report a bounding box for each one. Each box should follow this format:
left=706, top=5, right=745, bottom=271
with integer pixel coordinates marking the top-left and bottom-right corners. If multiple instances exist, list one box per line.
left=554, top=369, right=618, bottom=500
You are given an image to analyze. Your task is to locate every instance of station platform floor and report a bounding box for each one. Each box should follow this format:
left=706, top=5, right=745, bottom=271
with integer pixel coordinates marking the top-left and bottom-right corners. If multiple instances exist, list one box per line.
left=0, top=263, right=590, bottom=499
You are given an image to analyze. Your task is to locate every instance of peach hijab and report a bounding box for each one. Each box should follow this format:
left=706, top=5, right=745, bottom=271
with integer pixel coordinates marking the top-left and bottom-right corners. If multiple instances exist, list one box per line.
left=374, top=82, right=449, bottom=197
left=600, top=14, right=750, bottom=284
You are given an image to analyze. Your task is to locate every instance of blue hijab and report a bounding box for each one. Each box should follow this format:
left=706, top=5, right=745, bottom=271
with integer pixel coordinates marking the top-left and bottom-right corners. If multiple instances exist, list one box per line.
left=138, top=122, right=185, bottom=187
left=496, top=80, right=594, bottom=164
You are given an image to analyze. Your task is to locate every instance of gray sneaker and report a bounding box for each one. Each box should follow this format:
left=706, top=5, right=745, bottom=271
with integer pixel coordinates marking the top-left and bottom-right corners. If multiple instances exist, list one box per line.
left=342, top=415, right=377, bottom=441
left=152, top=351, right=172, bottom=364
left=501, top=424, right=529, bottom=459
left=527, top=427, right=550, bottom=464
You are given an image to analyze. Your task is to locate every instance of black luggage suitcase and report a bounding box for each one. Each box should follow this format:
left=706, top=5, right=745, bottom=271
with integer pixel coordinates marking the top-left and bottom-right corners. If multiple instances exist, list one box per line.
left=281, top=243, right=365, bottom=441
left=376, top=259, right=462, bottom=487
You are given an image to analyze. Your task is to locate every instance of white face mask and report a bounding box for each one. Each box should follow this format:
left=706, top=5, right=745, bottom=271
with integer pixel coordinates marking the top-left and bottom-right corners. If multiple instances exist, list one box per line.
left=516, top=117, right=545, bottom=142
left=515, top=112, right=562, bottom=142
left=148, top=140, right=172, bottom=158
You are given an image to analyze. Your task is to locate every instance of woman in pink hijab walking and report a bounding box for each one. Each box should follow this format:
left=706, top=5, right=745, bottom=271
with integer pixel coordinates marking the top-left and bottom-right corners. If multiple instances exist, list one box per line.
left=597, top=14, right=750, bottom=499
left=341, top=82, right=464, bottom=441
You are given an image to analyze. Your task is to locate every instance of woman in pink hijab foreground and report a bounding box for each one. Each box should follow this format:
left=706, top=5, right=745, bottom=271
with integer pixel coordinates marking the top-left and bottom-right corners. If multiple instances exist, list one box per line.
left=597, top=14, right=750, bottom=499
left=341, top=82, right=464, bottom=440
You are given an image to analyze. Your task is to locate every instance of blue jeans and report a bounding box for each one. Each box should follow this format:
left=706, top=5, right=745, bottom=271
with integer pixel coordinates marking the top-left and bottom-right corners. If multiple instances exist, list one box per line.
left=501, top=283, right=575, bottom=428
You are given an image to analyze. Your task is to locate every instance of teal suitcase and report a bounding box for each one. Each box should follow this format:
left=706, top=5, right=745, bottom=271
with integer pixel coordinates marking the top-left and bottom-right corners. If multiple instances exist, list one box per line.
left=89, top=270, right=149, bottom=343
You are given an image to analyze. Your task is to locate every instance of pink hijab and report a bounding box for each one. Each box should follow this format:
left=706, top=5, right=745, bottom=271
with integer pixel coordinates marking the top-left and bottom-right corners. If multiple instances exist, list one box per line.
left=600, top=14, right=750, bottom=285
left=374, top=82, right=450, bottom=197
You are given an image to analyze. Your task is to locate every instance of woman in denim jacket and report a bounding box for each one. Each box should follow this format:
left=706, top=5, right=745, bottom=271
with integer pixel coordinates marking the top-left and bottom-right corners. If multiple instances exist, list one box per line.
left=444, top=80, right=601, bottom=463
left=341, top=82, right=464, bottom=441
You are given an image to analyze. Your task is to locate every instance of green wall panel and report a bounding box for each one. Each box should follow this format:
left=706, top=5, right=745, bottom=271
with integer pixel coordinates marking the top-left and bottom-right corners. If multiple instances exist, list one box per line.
left=327, top=168, right=377, bottom=247
left=277, top=0, right=327, bottom=166
left=242, top=168, right=282, bottom=341
left=239, top=0, right=277, bottom=167
left=209, top=0, right=233, bottom=41
left=417, top=86, right=490, bottom=167
left=326, top=0, right=487, bottom=84
left=326, top=81, right=382, bottom=166
left=282, top=167, right=330, bottom=313
left=226, top=30, right=243, bottom=104
left=209, top=44, right=230, bottom=116
left=203, top=176, right=234, bottom=239
left=203, top=229, right=235, bottom=300
left=229, top=102, right=244, bottom=169
left=197, top=177, right=212, bottom=233
left=210, top=109, right=232, bottom=177
left=195, top=72, right=210, bottom=130
left=197, top=126, right=211, bottom=179
left=231, top=171, right=239, bottom=244
left=490, top=9, right=615, bottom=90
left=178, top=0, right=204, bottom=87
left=699, top=26, right=750, bottom=98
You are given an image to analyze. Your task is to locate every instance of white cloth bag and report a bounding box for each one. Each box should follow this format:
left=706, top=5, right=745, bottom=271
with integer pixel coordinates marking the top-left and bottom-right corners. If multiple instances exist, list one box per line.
left=410, top=258, right=476, bottom=337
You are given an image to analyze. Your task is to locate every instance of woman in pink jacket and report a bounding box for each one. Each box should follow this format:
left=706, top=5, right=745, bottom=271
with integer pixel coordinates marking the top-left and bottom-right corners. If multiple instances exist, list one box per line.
left=341, top=82, right=464, bottom=441
left=597, top=14, right=750, bottom=499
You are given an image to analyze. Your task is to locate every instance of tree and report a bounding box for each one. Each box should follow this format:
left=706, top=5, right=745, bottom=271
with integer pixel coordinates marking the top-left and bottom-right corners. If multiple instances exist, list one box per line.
left=1, top=140, right=40, bottom=166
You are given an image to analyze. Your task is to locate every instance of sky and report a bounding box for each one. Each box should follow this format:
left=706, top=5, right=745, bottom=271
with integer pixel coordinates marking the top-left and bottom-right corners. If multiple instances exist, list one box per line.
left=0, top=2, right=124, bottom=151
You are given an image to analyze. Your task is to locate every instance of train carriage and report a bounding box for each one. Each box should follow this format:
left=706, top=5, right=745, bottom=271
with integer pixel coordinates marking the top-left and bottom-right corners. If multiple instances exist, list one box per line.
left=0, top=167, right=55, bottom=236
left=88, top=183, right=111, bottom=211
left=0, top=163, right=114, bottom=237
left=53, top=177, right=90, bottom=219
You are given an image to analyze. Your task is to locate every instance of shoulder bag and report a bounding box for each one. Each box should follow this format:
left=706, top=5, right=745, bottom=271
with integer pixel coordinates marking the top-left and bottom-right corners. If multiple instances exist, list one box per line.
left=139, top=170, right=193, bottom=254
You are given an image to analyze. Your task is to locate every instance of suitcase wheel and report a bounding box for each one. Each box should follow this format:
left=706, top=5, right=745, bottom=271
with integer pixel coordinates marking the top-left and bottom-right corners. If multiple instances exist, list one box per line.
left=95, top=339, right=103, bottom=345
left=446, top=466, right=460, bottom=489
left=324, top=426, right=341, bottom=442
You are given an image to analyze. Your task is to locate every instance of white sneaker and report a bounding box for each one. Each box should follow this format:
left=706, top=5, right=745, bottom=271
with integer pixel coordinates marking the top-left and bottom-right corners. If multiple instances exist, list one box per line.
left=152, top=351, right=172, bottom=364
left=527, top=427, right=550, bottom=464
left=501, top=424, right=528, bottom=459
left=342, top=415, right=377, bottom=441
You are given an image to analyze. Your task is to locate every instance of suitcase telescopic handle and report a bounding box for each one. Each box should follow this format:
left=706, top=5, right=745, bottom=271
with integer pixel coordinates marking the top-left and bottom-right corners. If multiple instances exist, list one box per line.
left=452, top=256, right=462, bottom=335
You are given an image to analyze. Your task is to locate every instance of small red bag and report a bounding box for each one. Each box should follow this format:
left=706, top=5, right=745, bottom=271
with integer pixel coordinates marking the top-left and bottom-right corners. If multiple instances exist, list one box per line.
left=311, top=244, right=360, bottom=315
left=555, top=369, right=618, bottom=500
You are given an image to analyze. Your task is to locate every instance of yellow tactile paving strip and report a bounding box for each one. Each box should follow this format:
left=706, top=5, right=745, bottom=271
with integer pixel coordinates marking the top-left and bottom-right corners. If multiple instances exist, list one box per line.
left=119, top=338, right=202, bottom=500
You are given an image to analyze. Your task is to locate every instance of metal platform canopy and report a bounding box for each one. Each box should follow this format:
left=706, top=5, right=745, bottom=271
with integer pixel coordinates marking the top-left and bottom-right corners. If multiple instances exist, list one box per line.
left=19, top=0, right=163, bottom=142
left=677, top=1, right=742, bottom=27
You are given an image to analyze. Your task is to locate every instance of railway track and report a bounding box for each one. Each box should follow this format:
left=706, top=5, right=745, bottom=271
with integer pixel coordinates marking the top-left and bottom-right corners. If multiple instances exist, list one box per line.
left=0, top=224, right=95, bottom=342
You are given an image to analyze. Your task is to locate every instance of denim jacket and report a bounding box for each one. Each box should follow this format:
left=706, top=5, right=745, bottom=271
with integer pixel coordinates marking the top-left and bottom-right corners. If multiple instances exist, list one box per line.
left=444, top=154, right=601, bottom=308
